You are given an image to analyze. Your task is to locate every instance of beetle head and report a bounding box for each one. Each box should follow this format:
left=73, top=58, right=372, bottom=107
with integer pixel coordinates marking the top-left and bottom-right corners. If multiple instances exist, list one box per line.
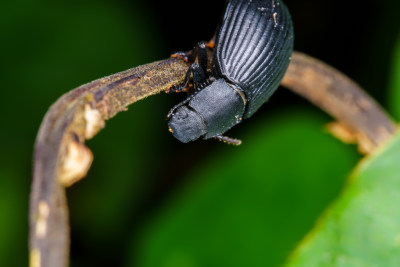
left=168, top=106, right=207, bottom=143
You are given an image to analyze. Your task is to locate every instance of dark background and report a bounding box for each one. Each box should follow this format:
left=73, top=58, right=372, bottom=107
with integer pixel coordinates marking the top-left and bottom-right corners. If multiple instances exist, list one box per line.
left=0, top=0, right=399, bottom=266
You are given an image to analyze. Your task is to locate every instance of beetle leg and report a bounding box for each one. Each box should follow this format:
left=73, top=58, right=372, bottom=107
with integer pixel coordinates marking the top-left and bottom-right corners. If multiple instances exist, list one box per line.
left=186, top=42, right=209, bottom=90
left=189, top=62, right=207, bottom=90
left=167, top=60, right=207, bottom=95
left=165, top=68, right=194, bottom=93
left=206, top=35, right=216, bottom=49
left=171, top=51, right=189, bottom=63
left=165, top=84, right=189, bottom=94
left=169, top=62, right=207, bottom=94
left=194, top=41, right=208, bottom=74
left=213, top=135, right=242, bottom=146
left=167, top=41, right=209, bottom=94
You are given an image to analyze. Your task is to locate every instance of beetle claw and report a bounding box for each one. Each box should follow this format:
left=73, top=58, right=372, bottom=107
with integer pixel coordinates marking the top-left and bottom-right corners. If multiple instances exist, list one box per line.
left=171, top=52, right=190, bottom=63
left=165, top=85, right=186, bottom=94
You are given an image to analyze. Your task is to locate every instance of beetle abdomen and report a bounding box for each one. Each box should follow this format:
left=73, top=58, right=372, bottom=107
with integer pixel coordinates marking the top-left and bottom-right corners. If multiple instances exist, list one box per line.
left=214, top=0, right=294, bottom=118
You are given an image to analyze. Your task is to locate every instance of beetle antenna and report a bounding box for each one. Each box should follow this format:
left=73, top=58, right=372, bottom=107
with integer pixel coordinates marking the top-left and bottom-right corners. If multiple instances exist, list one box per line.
left=213, top=135, right=242, bottom=145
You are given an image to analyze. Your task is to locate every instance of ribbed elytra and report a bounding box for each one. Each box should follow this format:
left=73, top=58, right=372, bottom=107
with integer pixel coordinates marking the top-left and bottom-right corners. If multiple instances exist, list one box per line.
left=167, top=0, right=293, bottom=144
left=214, top=0, right=294, bottom=118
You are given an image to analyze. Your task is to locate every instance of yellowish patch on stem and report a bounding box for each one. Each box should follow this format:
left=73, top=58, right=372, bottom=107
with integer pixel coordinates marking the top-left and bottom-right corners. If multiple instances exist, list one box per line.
left=326, top=122, right=374, bottom=154
left=30, top=249, right=41, bottom=267
left=59, top=138, right=93, bottom=187
left=326, top=122, right=358, bottom=144
left=35, top=201, right=50, bottom=238
left=84, top=104, right=104, bottom=139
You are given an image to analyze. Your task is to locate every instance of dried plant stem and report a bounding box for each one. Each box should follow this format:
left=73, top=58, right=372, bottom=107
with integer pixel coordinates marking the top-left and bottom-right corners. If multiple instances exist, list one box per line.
left=30, top=58, right=189, bottom=267
left=281, top=52, right=396, bottom=153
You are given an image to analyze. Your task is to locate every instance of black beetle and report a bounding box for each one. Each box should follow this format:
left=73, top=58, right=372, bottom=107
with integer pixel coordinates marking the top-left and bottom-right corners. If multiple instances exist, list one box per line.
left=168, top=0, right=294, bottom=145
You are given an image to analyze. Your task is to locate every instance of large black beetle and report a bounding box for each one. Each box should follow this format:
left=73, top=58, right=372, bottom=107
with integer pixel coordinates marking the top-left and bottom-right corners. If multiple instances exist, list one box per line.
left=168, top=0, right=294, bottom=144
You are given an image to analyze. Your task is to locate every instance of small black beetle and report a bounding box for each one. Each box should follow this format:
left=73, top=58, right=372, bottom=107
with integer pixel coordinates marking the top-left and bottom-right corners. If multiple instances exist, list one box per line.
left=168, top=0, right=294, bottom=144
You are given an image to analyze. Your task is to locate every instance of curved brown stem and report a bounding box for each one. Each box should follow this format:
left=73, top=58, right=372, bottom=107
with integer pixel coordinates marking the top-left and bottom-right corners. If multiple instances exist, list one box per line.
left=30, top=58, right=189, bottom=267
left=281, top=52, right=396, bottom=153
left=29, top=52, right=396, bottom=267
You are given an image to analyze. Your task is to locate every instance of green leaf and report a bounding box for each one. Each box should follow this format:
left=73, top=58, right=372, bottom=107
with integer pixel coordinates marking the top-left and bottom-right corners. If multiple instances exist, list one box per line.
left=285, top=130, right=400, bottom=267
left=129, top=109, right=359, bottom=267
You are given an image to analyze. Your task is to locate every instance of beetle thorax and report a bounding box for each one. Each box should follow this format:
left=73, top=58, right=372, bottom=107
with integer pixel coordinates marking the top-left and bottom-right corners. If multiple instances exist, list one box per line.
left=168, top=79, right=246, bottom=143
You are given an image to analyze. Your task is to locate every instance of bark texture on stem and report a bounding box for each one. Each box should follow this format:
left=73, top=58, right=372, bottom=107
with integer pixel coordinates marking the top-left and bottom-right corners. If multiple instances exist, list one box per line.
left=30, top=58, right=189, bottom=267
left=281, top=52, right=396, bottom=153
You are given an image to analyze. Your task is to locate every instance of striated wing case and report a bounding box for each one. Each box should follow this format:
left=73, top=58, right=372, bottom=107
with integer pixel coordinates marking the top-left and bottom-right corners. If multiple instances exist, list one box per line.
left=213, top=0, right=294, bottom=118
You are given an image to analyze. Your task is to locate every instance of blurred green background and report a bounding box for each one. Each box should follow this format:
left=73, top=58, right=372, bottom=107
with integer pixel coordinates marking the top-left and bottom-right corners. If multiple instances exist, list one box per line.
left=0, top=0, right=399, bottom=266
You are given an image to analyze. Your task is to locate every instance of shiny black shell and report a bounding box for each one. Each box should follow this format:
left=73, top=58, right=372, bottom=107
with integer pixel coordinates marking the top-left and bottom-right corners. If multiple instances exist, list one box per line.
left=213, top=0, right=294, bottom=118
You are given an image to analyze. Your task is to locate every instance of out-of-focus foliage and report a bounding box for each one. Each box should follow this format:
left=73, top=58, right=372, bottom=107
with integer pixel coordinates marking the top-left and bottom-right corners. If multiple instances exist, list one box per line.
left=388, top=36, right=400, bottom=120
left=0, top=0, right=398, bottom=266
left=285, top=131, right=400, bottom=267
left=0, top=0, right=162, bottom=266
left=130, top=110, right=358, bottom=267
